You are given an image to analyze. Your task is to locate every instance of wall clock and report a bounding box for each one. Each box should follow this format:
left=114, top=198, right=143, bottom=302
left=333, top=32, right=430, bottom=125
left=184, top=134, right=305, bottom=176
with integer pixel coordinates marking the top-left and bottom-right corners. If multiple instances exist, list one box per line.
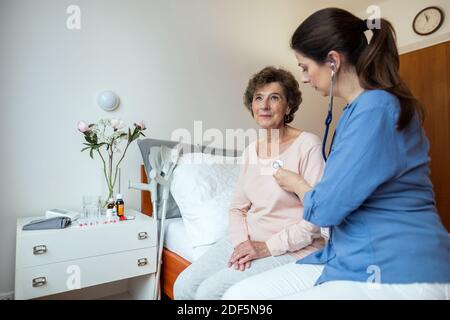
left=413, top=6, right=444, bottom=36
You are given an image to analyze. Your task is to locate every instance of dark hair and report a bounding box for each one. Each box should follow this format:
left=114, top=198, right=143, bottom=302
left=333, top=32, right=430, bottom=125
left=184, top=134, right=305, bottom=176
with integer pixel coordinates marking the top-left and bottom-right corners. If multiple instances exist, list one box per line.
left=290, top=8, right=424, bottom=130
left=243, top=66, right=302, bottom=124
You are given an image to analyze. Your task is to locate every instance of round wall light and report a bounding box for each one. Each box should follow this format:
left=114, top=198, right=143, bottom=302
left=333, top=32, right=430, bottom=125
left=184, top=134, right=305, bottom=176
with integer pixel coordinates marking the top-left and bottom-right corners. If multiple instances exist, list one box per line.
left=97, top=90, right=120, bottom=111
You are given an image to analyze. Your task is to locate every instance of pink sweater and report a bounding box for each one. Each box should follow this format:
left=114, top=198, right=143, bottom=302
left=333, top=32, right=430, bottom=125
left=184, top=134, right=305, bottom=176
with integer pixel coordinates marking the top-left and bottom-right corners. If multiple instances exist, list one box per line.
left=229, top=132, right=326, bottom=259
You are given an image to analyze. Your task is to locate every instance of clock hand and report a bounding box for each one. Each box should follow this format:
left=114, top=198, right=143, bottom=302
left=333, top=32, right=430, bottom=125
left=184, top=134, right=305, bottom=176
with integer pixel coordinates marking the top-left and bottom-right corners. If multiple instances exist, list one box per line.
left=425, top=13, right=429, bottom=22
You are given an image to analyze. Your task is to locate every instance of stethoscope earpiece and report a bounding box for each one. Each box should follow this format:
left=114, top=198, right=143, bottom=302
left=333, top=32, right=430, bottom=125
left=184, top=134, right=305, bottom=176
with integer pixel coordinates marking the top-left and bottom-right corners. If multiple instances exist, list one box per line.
left=329, top=59, right=337, bottom=76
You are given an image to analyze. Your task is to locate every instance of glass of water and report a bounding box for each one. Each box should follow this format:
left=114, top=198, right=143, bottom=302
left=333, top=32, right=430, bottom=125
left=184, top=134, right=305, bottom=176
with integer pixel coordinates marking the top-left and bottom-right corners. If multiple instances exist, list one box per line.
left=82, top=195, right=101, bottom=219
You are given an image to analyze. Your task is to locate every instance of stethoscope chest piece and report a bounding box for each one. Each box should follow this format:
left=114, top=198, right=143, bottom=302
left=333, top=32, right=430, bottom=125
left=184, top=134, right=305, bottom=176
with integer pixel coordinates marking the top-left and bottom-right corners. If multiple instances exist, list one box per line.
left=272, top=160, right=284, bottom=170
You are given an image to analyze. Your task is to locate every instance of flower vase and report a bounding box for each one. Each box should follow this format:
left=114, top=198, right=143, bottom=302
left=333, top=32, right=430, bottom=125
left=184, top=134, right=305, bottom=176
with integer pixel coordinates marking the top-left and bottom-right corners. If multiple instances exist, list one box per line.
left=104, top=167, right=121, bottom=208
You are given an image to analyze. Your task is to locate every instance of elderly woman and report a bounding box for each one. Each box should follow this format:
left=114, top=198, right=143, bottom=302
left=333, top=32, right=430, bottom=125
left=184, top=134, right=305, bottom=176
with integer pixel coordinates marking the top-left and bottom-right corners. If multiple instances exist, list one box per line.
left=173, top=66, right=326, bottom=300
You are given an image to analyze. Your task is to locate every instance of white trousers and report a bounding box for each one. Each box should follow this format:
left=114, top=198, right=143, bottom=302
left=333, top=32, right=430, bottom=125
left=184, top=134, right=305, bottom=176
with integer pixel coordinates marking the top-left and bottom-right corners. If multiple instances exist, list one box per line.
left=173, top=237, right=296, bottom=300
left=222, top=262, right=450, bottom=300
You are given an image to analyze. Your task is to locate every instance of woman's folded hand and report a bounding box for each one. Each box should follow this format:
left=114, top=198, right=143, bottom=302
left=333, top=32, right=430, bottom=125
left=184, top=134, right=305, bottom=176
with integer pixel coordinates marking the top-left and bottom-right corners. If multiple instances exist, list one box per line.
left=228, top=240, right=271, bottom=271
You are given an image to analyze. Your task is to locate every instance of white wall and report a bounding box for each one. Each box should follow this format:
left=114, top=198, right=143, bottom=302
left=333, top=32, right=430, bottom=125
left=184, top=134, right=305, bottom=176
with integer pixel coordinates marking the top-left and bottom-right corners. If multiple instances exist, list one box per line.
left=1, top=0, right=447, bottom=295
left=0, top=0, right=325, bottom=295
left=373, top=0, right=450, bottom=53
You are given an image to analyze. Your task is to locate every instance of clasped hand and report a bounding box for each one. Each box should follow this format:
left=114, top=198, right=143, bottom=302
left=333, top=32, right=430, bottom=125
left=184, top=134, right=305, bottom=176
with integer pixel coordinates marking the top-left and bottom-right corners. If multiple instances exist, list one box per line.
left=227, top=240, right=270, bottom=271
left=227, top=169, right=309, bottom=271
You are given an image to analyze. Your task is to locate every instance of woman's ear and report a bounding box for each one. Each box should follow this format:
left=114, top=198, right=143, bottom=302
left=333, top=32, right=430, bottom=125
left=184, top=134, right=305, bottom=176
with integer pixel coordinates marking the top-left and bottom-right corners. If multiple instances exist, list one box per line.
left=327, top=50, right=341, bottom=72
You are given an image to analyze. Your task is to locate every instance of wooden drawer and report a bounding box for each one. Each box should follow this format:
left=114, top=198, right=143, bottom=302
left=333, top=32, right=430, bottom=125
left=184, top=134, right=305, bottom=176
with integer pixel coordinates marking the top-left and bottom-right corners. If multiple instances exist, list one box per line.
left=16, top=217, right=156, bottom=268
left=15, top=246, right=156, bottom=300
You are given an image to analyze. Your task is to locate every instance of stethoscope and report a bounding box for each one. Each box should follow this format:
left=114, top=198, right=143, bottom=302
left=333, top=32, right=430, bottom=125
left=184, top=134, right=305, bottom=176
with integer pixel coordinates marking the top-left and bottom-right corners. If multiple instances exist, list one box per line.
left=272, top=65, right=336, bottom=169
left=272, top=159, right=283, bottom=170
left=322, top=64, right=336, bottom=162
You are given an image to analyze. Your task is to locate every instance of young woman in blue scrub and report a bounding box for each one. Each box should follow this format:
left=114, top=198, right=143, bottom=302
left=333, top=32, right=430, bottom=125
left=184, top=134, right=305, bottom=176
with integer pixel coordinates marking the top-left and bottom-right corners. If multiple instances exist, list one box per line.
left=222, top=8, right=450, bottom=299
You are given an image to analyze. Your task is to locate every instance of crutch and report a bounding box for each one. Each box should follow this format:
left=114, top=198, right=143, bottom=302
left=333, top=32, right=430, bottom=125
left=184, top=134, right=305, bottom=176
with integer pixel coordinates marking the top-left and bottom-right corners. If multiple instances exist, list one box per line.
left=128, top=159, right=159, bottom=299
left=128, top=145, right=165, bottom=299
left=129, top=143, right=181, bottom=299
left=151, top=145, right=181, bottom=299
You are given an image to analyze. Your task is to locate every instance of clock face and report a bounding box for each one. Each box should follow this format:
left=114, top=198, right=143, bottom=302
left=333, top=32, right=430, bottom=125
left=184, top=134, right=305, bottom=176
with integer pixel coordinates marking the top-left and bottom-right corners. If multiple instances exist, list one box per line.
left=413, top=7, right=444, bottom=35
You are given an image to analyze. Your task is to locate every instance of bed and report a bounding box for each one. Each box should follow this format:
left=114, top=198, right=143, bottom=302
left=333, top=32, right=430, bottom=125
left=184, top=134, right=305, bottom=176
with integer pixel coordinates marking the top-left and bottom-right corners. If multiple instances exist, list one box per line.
left=137, top=139, right=241, bottom=299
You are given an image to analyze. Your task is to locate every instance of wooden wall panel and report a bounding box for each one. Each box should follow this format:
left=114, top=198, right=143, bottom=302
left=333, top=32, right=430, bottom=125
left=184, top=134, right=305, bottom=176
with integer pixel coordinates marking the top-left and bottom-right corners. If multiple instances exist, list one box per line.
left=399, top=41, right=450, bottom=231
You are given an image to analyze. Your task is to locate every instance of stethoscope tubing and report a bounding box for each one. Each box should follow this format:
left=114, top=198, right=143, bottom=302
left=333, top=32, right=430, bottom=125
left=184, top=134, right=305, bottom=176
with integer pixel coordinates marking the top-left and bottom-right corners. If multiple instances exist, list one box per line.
left=322, top=70, right=335, bottom=161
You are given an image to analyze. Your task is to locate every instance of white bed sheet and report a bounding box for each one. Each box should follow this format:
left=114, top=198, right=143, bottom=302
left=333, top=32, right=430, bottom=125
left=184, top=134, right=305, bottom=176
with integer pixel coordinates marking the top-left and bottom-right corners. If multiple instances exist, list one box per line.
left=163, top=218, right=212, bottom=262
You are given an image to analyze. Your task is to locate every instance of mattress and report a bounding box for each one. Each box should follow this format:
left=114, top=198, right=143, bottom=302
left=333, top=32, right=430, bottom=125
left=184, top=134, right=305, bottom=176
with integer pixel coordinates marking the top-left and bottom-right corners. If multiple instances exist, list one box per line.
left=163, top=218, right=213, bottom=262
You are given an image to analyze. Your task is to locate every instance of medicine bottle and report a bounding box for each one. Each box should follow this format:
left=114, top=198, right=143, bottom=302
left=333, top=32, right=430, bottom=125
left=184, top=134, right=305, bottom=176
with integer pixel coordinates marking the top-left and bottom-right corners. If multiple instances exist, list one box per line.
left=116, top=194, right=125, bottom=217
left=106, top=198, right=115, bottom=217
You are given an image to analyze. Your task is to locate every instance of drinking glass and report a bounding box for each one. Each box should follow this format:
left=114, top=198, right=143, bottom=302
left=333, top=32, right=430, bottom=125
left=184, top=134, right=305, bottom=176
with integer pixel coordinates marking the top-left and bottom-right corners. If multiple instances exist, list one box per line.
left=82, top=195, right=101, bottom=219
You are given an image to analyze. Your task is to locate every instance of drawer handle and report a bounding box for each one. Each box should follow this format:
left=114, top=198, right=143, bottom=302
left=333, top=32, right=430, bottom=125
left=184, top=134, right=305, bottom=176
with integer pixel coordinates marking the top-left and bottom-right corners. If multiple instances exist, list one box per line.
left=32, top=277, right=47, bottom=287
left=137, top=258, right=148, bottom=267
left=33, top=245, right=47, bottom=255
left=137, top=232, right=148, bottom=240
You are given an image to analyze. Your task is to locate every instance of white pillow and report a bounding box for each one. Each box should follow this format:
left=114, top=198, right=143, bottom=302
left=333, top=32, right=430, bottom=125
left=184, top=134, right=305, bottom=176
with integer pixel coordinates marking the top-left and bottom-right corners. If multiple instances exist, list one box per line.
left=170, top=153, right=241, bottom=248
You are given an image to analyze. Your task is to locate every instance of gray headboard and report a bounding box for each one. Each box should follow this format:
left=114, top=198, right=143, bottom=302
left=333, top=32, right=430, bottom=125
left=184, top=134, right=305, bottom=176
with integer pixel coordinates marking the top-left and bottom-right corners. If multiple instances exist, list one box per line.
left=137, top=138, right=242, bottom=219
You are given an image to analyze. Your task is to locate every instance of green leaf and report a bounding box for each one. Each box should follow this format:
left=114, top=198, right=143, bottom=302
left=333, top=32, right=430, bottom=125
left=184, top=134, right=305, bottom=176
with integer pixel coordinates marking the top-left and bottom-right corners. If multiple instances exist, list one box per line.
left=93, top=143, right=106, bottom=150
left=89, top=149, right=94, bottom=159
left=140, top=132, right=146, bottom=137
left=84, top=135, right=92, bottom=143
left=128, top=128, right=132, bottom=143
left=81, top=147, right=90, bottom=152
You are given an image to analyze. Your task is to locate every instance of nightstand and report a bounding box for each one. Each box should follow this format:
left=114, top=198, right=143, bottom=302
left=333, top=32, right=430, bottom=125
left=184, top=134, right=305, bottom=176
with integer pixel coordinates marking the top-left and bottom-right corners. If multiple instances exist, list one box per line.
left=14, top=210, right=157, bottom=300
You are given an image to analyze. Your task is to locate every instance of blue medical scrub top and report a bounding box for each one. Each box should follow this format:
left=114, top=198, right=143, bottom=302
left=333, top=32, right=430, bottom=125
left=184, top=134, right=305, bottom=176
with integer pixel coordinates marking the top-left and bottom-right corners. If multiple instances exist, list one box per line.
left=299, top=90, right=450, bottom=284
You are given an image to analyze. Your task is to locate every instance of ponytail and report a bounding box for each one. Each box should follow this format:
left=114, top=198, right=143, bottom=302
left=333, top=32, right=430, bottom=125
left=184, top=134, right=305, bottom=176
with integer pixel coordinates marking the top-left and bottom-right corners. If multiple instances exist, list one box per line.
left=357, top=19, right=425, bottom=130
left=291, top=8, right=425, bottom=130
